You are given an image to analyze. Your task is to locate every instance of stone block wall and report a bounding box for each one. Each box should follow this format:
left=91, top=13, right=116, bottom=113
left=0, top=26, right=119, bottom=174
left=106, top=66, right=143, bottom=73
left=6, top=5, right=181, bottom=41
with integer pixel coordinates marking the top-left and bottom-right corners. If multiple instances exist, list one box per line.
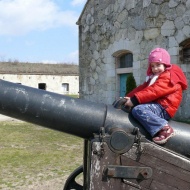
left=78, top=0, right=190, bottom=121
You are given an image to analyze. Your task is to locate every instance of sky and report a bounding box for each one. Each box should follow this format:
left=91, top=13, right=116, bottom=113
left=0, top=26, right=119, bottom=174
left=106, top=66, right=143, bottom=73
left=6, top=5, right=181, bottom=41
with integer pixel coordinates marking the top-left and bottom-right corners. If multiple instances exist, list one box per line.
left=0, top=0, right=87, bottom=64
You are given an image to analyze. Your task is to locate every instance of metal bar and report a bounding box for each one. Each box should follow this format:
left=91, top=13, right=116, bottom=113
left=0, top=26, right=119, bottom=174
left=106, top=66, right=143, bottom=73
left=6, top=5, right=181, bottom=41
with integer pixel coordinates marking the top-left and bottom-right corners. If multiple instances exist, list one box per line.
left=104, top=165, right=152, bottom=179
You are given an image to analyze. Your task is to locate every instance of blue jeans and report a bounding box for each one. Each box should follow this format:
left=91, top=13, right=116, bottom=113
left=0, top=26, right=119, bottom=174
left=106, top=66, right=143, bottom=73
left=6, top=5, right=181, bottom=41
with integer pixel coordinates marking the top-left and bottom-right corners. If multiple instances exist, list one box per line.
left=132, top=103, right=171, bottom=137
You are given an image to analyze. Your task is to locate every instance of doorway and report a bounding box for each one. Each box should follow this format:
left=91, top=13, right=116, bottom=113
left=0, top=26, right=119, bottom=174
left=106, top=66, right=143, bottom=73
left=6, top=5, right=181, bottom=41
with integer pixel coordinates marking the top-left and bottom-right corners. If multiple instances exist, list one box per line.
left=120, top=74, right=128, bottom=97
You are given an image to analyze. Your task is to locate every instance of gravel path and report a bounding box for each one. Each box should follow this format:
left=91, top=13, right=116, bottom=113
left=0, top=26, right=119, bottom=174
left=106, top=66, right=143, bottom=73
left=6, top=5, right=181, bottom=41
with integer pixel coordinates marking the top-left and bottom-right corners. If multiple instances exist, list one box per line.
left=0, top=115, right=19, bottom=122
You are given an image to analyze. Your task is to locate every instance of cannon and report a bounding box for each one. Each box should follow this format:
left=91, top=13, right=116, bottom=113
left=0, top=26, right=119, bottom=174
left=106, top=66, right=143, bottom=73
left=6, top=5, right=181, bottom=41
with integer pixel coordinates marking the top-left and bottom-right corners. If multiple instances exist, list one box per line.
left=0, top=79, right=190, bottom=190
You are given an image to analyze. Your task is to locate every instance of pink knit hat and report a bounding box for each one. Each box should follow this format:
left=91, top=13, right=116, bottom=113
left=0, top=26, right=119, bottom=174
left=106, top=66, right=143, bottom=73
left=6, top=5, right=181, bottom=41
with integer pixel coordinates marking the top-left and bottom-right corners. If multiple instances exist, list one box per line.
left=147, top=48, right=172, bottom=76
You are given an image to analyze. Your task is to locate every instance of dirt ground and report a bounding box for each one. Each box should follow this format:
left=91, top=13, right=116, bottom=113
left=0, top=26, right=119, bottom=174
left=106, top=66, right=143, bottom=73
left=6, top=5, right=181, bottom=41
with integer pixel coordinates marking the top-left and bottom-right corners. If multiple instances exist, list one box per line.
left=17, top=177, right=67, bottom=190
left=2, top=177, right=67, bottom=190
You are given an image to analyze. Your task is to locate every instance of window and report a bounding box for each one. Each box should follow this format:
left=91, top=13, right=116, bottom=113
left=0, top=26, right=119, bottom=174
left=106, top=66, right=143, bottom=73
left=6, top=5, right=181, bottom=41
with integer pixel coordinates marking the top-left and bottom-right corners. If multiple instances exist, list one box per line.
left=38, top=83, right=46, bottom=90
left=62, top=83, right=69, bottom=94
left=180, top=39, right=190, bottom=64
left=183, top=46, right=190, bottom=64
left=119, top=53, right=133, bottom=68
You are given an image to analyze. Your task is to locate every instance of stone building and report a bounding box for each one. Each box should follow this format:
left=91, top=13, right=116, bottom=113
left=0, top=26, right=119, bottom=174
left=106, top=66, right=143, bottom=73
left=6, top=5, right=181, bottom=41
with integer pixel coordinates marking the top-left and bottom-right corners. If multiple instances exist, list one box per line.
left=0, top=62, right=79, bottom=96
left=77, top=0, right=190, bottom=121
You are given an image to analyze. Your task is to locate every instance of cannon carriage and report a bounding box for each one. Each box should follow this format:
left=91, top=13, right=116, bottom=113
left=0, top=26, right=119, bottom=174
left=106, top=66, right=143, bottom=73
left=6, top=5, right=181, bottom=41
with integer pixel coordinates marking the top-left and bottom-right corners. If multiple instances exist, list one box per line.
left=0, top=79, right=190, bottom=190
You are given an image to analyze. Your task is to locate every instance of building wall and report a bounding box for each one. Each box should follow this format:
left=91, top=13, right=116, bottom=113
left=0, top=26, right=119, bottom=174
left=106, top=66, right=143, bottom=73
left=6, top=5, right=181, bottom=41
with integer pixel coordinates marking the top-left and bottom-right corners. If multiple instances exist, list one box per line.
left=0, top=74, right=79, bottom=95
left=78, top=0, right=190, bottom=121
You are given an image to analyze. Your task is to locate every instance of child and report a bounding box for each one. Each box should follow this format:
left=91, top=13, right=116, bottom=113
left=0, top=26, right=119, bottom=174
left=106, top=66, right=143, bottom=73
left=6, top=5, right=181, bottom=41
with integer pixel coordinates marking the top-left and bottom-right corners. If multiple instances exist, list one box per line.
left=124, top=48, right=188, bottom=144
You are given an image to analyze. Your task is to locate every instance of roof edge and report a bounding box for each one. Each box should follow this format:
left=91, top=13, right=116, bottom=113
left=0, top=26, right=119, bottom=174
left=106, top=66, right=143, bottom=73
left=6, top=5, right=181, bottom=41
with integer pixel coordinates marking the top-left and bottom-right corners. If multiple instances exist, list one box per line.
left=76, top=0, right=90, bottom=25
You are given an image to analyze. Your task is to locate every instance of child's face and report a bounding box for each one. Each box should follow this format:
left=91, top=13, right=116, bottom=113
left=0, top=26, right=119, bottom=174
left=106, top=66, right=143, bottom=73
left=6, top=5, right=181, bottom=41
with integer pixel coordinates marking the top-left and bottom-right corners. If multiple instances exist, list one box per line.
left=151, top=62, right=165, bottom=75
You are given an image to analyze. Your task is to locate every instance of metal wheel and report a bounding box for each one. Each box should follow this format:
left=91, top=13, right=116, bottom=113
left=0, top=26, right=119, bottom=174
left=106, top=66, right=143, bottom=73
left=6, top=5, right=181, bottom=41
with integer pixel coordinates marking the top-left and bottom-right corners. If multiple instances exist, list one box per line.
left=63, top=165, right=83, bottom=190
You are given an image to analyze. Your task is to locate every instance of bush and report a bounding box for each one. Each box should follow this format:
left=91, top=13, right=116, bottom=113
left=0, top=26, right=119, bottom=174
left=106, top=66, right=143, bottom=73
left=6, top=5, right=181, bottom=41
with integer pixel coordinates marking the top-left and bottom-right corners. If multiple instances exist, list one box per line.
left=126, top=73, right=137, bottom=95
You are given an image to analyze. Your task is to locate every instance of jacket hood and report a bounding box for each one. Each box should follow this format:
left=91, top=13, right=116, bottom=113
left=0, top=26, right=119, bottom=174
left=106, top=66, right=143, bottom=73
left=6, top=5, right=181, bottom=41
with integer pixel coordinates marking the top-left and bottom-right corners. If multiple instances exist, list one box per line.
left=170, top=64, right=188, bottom=90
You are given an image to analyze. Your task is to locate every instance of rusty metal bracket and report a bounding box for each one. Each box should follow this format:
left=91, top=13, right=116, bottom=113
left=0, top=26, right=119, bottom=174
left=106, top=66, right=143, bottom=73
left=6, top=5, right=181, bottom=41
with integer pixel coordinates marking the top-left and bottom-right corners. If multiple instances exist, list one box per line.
left=103, top=165, right=152, bottom=180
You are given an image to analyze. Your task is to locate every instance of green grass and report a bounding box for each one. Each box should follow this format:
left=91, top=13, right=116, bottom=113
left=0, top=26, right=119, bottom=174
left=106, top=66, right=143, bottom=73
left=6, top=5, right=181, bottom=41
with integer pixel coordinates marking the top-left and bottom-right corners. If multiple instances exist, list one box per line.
left=67, top=94, right=79, bottom=98
left=0, top=121, right=83, bottom=189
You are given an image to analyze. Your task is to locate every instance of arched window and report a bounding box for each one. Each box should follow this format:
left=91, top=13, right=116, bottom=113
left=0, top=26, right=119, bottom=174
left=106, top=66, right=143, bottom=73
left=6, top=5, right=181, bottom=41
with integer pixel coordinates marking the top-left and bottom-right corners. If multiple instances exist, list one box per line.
left=119, top=53, right=133, bottom=68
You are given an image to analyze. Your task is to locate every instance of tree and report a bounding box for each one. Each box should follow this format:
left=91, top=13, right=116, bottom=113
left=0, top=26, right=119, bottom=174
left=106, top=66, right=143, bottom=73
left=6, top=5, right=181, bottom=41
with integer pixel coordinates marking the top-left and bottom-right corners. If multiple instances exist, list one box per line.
left=126, top=73, right=137, bottom=95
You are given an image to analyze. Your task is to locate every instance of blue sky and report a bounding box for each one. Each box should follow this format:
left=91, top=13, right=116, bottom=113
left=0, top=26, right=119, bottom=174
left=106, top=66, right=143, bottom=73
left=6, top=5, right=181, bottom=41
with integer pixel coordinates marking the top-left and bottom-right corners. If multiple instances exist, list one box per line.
left=0, top=0, right=87, bottom=64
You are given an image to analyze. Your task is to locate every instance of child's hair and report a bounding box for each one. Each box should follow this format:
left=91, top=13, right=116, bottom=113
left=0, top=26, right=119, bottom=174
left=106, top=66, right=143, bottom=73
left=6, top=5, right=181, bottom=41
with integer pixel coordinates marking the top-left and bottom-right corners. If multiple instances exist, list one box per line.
left=147, top=48, right=172, bottom=76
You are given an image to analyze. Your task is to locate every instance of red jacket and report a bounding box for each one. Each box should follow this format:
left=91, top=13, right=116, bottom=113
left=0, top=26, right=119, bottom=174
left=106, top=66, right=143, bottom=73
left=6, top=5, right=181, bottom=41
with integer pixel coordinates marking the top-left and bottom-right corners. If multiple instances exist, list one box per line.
left=127, top=64, right=188, bottom=118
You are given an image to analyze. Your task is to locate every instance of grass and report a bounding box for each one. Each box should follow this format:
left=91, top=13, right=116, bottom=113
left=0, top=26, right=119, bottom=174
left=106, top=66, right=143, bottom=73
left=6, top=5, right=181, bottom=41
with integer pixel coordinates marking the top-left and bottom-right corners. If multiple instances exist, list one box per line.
left=67, top=94, right=79, bottom=98
left=0, top=121, right=83, bottom=189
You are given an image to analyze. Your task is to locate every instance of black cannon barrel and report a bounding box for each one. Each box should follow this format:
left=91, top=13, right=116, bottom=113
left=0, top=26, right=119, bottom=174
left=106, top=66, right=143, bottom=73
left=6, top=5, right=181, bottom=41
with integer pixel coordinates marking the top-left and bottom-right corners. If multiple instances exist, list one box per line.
left=0, top=80, right=106, bottom=138
left=0, top=80, right=134, bottom=139
left=0, top=79, right=190, bottom=158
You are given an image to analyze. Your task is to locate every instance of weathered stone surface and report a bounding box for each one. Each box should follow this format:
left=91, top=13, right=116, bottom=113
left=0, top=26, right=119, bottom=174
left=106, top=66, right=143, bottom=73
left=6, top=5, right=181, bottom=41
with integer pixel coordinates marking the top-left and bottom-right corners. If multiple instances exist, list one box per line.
left=126, top=0, right=137, bottom=10
left=165, top=8, right=178, bottom=20
left=161, top=20, right=175, bottom=36
left=128, top=27, right=136, bottom=40
left=176, top=30, right=186, bottom=43
left=131, top=16, right=146, bottom=30
left=176, top=4, right=186, bottom=17
left=86, top=13, right=94, bottom=25
left=144, top=28, right=160, bottom=40
left=182, top=25, right=190, bottom=37
left=169, top=36, right=178, bottom=47
left=175, top=17, right=185, bottom=30
left=143, top=0, right=151, bottom=8
left=147, top=4, right=160, bottom=17
left=168, top=46, right=179, bottom=55
left=117, top=9, right=128, bottom=23
left=187, top=0, right=190, bottom=8
left=152, top=0, right=165, bottom=4
left=135, top=31, right=144, bottom=43
left=169, top=0, right=181, bottom=8
left=90, top=59, right=96, bottom=71
left=160, top=2, right=170, bottom=15
left=183, top=10, right=190, bottom=24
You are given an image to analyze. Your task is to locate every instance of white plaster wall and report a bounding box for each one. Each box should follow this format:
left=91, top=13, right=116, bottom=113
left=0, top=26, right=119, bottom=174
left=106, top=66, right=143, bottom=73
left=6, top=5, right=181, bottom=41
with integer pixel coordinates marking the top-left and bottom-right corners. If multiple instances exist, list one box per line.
left=0, top=74, right=79, bottom=95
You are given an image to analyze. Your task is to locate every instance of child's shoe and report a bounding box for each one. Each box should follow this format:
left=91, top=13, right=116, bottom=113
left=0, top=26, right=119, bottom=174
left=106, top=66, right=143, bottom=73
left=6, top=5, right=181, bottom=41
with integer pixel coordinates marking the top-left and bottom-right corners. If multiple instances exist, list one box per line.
left=153, top=125, right=175, bottom=144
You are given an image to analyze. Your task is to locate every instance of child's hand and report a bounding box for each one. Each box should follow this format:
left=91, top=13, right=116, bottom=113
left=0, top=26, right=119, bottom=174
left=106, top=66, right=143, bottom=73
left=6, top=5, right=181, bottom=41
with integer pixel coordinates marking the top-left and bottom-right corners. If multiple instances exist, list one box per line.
left=124, top=97, right=134, bottom=107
